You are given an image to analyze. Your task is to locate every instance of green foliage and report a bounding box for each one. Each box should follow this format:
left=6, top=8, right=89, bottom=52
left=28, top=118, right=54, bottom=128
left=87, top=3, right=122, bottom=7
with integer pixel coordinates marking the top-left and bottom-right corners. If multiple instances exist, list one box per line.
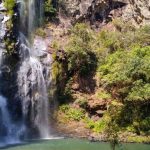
left=95, top=90, right=111, bottom=100
left=51, top=40, right=61, bottom=51
left=4, top=38, right=16, bottom=55
left=127, top=136, right=150, bottom=143
left=94, top=23, right=150, bottom=59
left=112, top=19, right=136, bottom=32
left=84, top=115, right=109, bottom=133
left=44, top=0, right=57, bottom=18
left=66, top=23, right=97, bottom=76
left=99, top=46, right=150, bottom=102
left=60, top=104, right=85, bottom=121
left=85, top=118, right=107, bottom=133
left=52, top=61, right=61, bottom=81
left=140, top=117, right=150, bottom=132
left=126, top=125, right=136, bottom=133
left=59, top=104, right=70, bottom=112
left=3, top=0, right=16, bottom=55
left=35, top=28, right=46, bottom=37
left=96, top=30, right=122, bottom=53
left=104, top=103, right=123, bottom=149
left=4, top=0, right=15, bottom=15
left=75, top=97, right=88, bottom=108
left=97, top=44, right=150, bottom=135
left=62, top=78, right=73, bottom=100
left=67, top=108, right=85, bottom=121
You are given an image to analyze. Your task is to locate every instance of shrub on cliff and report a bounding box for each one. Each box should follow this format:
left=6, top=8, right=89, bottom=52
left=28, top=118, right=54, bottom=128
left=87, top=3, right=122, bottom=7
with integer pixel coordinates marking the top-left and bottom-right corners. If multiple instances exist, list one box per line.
left=94, top=23, right=150, bottom=60
left=98, top=46, right=150, bottom=134
left=99, top=46, right=150, bottom=102
left=44, top=0, right=57, bottom=19
left=4, top=0, right=15, bottom=15
left=65, top=23, right=97, bottom=76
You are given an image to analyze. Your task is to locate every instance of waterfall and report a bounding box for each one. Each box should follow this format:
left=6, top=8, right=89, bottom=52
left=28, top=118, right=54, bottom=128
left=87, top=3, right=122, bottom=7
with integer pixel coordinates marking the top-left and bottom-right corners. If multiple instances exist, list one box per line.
left=17, top=57, right=50, bottom=138
left=18, top=0, right=43, bottom=39
left=0, top=96, right=25, bottom=145
left=17, top=0, right=50, bottom=138
left=0, top=16, right=25, bottom=145
left=0, top=0, right=51, bottom=144
left=0, top=11, right=5, bottom=75
left=0, top=3, right=21, bottom=145
left=0, top=46, right=2, bottom=75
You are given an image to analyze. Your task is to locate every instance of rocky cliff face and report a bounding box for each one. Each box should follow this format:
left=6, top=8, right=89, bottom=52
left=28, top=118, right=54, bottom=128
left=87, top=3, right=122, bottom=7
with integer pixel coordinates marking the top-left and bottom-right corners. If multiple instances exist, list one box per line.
left=59, top=0, right=150, bottom=26
left=123, top=0, right=150, bottom=26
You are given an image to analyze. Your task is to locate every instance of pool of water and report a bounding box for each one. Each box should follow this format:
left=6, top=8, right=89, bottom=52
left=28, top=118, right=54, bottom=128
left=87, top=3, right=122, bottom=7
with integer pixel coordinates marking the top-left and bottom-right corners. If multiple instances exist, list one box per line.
left=0, top=138, right=150, bottom=150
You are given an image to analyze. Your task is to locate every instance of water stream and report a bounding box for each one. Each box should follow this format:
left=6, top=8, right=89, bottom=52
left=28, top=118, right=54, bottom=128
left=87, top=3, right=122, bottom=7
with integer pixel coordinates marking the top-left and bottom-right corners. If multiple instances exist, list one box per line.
left=17, top=0, right=50, bottom=138
left=0, top=0, right=50, bottom=144
left=0, top=7, right=22, bottom=145
left=0, top=96, right=25, bottom=146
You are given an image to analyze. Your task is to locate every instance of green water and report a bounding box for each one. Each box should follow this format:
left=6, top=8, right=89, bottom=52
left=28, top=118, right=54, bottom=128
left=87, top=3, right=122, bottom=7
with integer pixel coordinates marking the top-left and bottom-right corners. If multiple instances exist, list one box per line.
left=0, top=138, right=150, bottom=150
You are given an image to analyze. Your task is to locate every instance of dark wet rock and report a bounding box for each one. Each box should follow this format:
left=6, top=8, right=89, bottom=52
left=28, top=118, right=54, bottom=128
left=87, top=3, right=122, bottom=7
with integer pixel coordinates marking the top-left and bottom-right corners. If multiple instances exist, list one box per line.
left=88, top=136, right=97, bottom=142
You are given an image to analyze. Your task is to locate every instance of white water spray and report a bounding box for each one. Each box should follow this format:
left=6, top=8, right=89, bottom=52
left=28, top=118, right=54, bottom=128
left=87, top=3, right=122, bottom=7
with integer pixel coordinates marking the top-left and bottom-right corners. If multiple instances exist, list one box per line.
left=0, top=96, right=25, bottom=146
left=17, top=0, right=50, bottom=138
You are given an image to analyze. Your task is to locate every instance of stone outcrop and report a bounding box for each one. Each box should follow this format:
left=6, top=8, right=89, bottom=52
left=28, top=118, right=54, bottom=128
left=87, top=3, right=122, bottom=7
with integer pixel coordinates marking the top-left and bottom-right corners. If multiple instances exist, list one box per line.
left=122, top=0, right=150, bottom=26
left=59, top=0, right=150, bottom=26
left=59, top=0, right=112, bottom=23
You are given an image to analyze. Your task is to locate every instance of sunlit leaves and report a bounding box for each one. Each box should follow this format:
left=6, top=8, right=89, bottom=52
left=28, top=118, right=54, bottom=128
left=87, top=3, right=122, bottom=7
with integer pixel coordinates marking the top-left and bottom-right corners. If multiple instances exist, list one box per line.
left=99, top=46, right=150, bottom=102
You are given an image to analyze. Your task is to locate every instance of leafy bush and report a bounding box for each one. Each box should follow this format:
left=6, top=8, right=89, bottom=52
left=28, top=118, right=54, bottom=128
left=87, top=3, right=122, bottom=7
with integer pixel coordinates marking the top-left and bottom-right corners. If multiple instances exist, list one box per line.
left=59, top=104, right=70, bottom=112
left=44, top=0, right=57, bottom=18
left=75, top=97, right=88, bottom=108
left=98, top=45, right=150, bottom=135
left=4, top=0, right=15, bottom=15
left=35, top=28, right=46, bottom=37
left=95, top=90, right=111, bottom=100
left=67, top=108, right=85, bottom=121
left=65, top=23, right=97, bottom=76
left=85, top=115, right=109, bottom=133
left=127, top=136, right=150, bottom=143
left=59, top=104, right=85, bottom=121
left=87, top=119, right=106, bottom=133
left=140, top=117, right=150, bottom=132
left=94, top=24, right=150, bottom=59
left=99, top=46, right=150, bottom=102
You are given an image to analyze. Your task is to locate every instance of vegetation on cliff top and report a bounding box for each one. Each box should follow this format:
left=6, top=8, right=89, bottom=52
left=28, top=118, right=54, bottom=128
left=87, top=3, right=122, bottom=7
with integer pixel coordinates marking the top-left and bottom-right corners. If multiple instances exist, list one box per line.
left=4, top=0, right=15, bottom=15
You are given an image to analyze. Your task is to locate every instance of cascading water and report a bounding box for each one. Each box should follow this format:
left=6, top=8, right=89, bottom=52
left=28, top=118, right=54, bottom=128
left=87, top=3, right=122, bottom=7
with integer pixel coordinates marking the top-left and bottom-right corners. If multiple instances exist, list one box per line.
left=0, top=5, right=25, bottom=144
left=0, top=0, right=51, bottom=144
left=17, top=56, right=50, bottom=138
left=17, top=0, right=50, bottom=138
left=19, top=0, right=43, bottom=38
left=0, top=96, right=25, bottom=145
left=0, top=46, right=2, bottom=75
